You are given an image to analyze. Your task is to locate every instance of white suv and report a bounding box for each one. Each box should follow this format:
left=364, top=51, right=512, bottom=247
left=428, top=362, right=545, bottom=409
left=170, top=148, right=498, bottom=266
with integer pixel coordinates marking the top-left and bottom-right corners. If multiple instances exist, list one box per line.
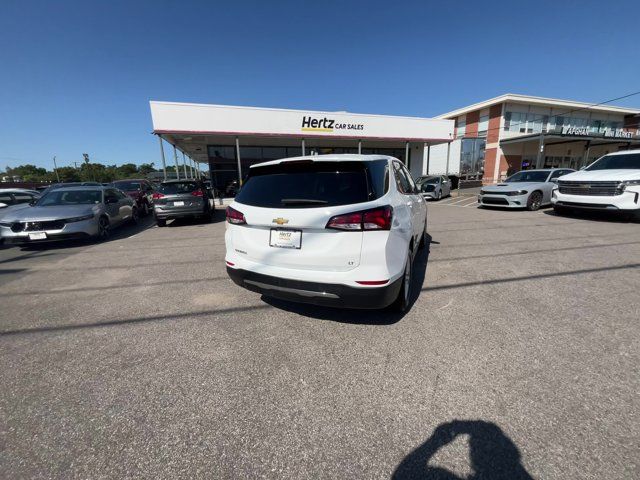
left=552, top=150, right=640, bottom=219
left=225, top=155, right=427, bottom=312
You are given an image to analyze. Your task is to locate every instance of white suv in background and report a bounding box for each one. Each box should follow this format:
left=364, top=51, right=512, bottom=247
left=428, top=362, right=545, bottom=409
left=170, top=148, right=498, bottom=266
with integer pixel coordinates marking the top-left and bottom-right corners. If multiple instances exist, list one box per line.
left=225, top=155, right=427, bottom=312
left=552, top=150, right=640, bottom=219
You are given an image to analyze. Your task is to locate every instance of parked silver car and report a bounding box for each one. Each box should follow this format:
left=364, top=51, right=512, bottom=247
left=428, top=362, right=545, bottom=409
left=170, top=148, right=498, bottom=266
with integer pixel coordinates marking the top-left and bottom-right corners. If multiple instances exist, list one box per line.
left=0, top=186, right=138, bottom=244
left=152, top=180, right=213, bottom=227
left=416, top=175, right=452, bottom=200
left=0, top=189, right=40, bottom=209
left=478, top=168, right=575, bottom=210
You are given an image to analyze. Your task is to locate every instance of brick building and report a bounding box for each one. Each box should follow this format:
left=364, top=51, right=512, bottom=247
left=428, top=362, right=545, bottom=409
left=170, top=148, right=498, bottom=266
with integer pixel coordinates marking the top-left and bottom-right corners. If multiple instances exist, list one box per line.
left=435, top=94, right=640, bottom=184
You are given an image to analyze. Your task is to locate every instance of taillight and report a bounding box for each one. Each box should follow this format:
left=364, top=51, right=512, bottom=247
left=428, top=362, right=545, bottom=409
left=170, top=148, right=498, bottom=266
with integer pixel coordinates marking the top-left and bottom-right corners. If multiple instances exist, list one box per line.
left=226, top=206, right=246, bottom=225
left=326, top=206, right=392, bottom=231
left=191, top=190, right=204, bottom=197
left=356, top=280, right=390, bottom=286
left=152, top=192, right=164, bottom=200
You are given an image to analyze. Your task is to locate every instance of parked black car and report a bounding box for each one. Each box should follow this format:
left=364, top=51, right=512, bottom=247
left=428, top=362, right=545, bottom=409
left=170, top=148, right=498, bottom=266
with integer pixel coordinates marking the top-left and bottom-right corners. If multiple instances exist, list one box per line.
left=152, top=180, right=213, bottom=227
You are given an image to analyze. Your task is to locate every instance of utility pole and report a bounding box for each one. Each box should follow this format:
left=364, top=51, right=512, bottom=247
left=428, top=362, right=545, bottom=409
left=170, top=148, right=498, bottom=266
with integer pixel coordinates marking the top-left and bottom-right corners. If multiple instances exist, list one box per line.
left=53, top=156, right=60, bottom=182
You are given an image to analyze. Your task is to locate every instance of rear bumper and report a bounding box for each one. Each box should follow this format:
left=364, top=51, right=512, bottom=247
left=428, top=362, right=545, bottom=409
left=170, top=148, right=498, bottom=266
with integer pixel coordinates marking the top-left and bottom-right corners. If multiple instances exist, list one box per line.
left=227, top=267, right=402, bottom=309
left=153, top=206, right=205, bottom=220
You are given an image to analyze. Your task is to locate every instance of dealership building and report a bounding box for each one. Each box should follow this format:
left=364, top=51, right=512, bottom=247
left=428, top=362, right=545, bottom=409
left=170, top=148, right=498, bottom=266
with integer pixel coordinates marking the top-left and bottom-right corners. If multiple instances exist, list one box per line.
left=434, top=94, right=640, bottom=184
left=149, top=101, right=453, bottom=190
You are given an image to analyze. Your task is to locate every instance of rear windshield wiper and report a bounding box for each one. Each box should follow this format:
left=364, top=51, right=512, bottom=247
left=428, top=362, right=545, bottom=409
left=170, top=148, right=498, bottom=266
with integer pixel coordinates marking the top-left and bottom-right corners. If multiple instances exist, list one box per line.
left=280, top=198, right=328, bottom=205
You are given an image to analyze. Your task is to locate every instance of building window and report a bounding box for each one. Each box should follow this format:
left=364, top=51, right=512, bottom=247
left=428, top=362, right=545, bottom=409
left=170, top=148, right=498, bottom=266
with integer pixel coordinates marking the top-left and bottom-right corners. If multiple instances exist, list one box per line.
left=456, top=118, right=466, bottom=137
left=503, top=112, right=511, bottom=131
left=459, top=138, right=485, bottom=180
left=478, top=114, right=489, bottom=136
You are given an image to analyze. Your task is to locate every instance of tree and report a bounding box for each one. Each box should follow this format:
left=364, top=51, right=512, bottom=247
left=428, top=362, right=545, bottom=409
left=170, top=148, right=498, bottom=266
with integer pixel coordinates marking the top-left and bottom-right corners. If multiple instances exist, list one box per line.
left=56, top=167, right=81, bottom=182
left=6, top=164, right=50, bottom=181
left=138, top=163, right=156, bottom=175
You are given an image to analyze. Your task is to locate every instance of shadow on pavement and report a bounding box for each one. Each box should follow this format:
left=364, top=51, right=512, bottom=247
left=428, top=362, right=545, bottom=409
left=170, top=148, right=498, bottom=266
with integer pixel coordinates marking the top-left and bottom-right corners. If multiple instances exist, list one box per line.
left=164, top=209, right=225, bottom=227
left=261, top=235, right=432, bottom=325
left=392, top=420, right=534, bottom=480
left=0, top=303, right=272, bottom=336
left=543, top=208, right=639, bottom=223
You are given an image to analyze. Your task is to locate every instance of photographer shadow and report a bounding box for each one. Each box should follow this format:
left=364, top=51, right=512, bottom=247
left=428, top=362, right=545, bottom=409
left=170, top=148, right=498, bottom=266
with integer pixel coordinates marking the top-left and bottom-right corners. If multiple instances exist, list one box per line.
left=393, top=420, right=534, bottom=480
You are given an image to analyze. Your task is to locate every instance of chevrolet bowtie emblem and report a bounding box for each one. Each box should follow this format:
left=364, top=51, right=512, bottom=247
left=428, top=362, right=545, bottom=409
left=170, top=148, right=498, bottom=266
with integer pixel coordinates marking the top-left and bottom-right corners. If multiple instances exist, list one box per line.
left=272, top=217, right=289, bottom=225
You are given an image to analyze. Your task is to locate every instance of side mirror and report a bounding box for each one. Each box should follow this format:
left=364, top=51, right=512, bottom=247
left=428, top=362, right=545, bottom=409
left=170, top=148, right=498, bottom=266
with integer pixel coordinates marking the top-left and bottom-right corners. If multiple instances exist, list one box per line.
left=549, top=178, right=558, bottom=184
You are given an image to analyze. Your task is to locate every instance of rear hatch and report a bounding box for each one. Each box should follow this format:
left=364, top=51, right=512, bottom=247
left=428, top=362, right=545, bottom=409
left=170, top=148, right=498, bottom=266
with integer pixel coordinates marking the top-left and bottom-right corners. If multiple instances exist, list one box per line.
left=154, top=181, right=204, bottom=209
left=229, top=159, right=388, bottom=272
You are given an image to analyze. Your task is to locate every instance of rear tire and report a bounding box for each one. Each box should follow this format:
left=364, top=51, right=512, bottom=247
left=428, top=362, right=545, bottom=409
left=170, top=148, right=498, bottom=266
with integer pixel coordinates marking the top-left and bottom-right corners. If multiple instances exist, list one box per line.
left=156, top=219, right=166, bottom=227
left=437, top=190, right=442, bottom=201
left=418, top=217, right=427, bottom=249
left=527, top=191, right=543, bottom=211
left=390, top=247, right=413, bottom=313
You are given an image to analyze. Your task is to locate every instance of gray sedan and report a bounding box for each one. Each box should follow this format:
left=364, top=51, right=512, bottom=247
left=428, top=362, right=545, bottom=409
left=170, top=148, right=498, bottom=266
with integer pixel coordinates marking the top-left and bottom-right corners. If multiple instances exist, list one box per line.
left=478, top=168, right=575, bottom=211
left=416, top=175, right=452, bottom=200
left=0, top=186, right=138, bottom=244
left=152, top=180, right=213, bottom=227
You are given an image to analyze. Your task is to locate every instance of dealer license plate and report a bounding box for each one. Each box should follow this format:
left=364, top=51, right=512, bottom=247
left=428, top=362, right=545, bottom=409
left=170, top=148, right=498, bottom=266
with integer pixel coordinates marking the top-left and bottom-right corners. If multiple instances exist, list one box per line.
left=29, top=232, right=47, bottom=240
left=269, top=229, right=302, bottom=249
left=173, top=201, right=185, bottom=206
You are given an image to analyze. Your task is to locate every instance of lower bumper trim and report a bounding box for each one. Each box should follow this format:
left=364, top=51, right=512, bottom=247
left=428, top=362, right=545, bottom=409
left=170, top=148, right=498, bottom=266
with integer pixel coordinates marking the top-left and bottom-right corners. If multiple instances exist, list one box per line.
left=554, top=201, right=619, bottom=210
left=227, top=267, right=402, bottom=309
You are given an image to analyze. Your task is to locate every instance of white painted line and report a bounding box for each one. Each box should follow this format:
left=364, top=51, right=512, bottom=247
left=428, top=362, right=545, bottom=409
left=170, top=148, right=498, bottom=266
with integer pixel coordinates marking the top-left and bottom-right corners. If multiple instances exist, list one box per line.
left=448, top=197, right=476, bottom=205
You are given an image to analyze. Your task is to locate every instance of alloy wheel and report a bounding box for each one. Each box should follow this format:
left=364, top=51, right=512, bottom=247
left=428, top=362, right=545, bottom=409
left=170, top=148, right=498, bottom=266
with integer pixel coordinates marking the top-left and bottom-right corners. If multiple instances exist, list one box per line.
left=528, top=192, right=542, bottom=211
left=98, top=217, right=110, bottom=239
left=403, top=254, right=412, bottom=303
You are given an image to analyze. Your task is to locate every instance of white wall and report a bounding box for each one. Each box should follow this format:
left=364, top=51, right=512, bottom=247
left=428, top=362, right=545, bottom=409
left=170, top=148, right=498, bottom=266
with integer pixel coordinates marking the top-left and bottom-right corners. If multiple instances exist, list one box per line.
left=409, top=143, right=424, bottom=179
left=150, top=101, right=454, bottom=142
left=425, top=140, right=461, bottom=175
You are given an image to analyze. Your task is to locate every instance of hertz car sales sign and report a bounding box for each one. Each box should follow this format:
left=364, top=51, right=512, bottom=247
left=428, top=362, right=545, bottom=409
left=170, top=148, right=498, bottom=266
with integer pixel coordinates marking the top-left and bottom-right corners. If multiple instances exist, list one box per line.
left=301, top=116, right=364, bottom=133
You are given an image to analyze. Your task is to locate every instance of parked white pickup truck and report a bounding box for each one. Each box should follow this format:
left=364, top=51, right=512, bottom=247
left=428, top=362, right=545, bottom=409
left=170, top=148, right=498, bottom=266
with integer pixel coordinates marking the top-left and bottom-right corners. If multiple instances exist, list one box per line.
left=552, top=150, right=640, bottom=219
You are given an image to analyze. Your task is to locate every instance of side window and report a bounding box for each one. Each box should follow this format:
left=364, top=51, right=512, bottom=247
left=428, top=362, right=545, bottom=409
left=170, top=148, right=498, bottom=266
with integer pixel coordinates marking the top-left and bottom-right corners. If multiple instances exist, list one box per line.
left=549, top=170, right=563, bottom=181
left=0, top=193, right=13, bottom=205
left=399, top=163, right=417, bottom=193
left=105, top=189, right=119, bottom=201
left=114, top=189, right=128, bottom=200
left=392, top=162, right=412, bottom=194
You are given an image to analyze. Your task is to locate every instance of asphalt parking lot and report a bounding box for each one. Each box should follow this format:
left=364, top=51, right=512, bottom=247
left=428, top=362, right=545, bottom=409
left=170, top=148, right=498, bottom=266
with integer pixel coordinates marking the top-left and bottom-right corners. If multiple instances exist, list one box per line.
left=1, top=204, right=638, bottom=479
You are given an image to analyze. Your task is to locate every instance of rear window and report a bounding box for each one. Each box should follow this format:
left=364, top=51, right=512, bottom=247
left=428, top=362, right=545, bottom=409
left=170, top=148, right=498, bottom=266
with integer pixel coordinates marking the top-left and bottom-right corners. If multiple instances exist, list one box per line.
left=113, top=181, right=142, bottom=191
left=158, top=182, right=199, bottom=194
left=235, top=160, right=389, bottom=208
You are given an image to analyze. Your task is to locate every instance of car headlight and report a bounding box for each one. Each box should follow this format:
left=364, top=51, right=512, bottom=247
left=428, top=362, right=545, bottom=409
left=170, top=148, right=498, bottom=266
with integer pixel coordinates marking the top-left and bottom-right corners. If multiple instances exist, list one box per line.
left=621, top=180, right=640, bottom=191
left=514, top=190, right=528, bottom=195
left=64, top=214, right=94, bottom=223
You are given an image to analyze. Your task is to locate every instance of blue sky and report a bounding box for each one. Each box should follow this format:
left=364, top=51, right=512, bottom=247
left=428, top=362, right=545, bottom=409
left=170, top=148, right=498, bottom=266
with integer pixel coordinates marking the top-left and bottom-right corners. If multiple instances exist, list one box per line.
left=1, top=0, right=639, bottom=170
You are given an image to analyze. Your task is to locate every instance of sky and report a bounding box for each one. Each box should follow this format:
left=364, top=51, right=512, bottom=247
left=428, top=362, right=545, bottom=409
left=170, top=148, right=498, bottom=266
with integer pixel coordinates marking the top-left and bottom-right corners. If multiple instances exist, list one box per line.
left=1, top=0, right=639, bottom=171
